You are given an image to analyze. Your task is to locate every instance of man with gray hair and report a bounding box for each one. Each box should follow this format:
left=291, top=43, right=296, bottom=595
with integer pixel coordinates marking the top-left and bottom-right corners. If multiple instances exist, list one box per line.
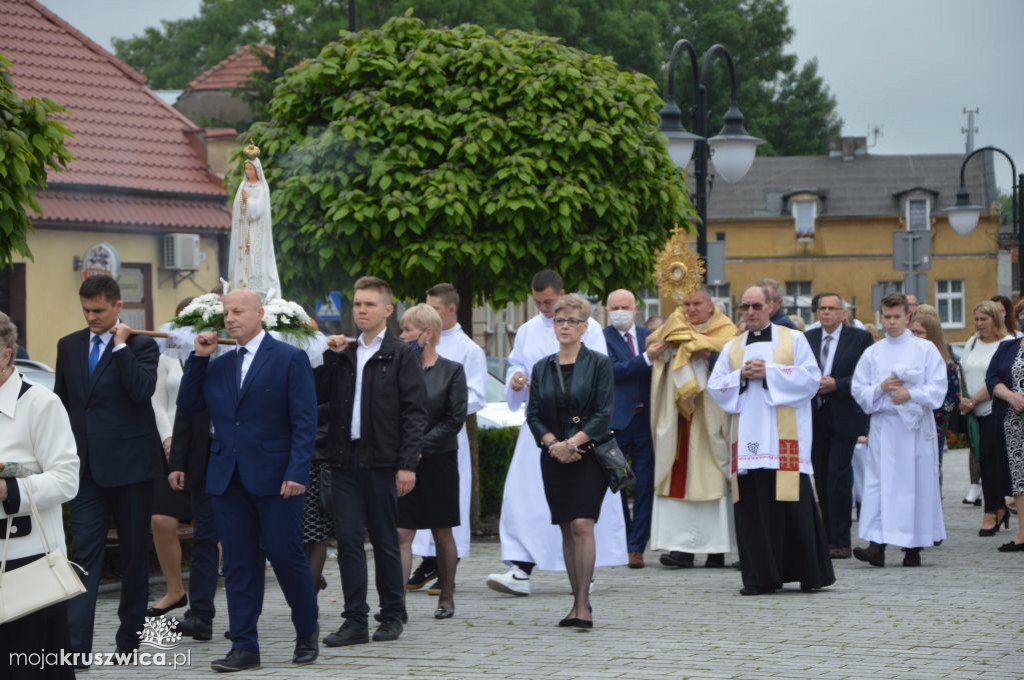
left=603, top=289, right=666, bottom=568
left=757, top=278, right=797, bottom=330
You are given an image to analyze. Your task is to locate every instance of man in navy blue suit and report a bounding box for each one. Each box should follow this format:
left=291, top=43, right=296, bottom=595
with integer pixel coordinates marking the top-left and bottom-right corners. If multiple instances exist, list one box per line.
left=177, top=289, right=319, bottom=671
left=55, top=275, right=161, bottom=663
left=603, top=289, right=667, bottom=568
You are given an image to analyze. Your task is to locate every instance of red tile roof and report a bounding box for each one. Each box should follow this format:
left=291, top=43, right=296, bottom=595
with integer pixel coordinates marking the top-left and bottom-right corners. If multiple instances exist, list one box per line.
left=0, top=0, right=230, bottom=231
left=187, top=45, right=272, bottom=92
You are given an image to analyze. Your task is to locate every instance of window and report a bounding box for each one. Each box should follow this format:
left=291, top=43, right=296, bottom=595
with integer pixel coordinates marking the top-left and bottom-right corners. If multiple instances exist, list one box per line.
left=792, top=200, right=816, bottom=239
left=907, top=198, right=930, bottom=231
left=784, top=281, right=813, bottom=323
left=708, top=283, right=731, bottom=317
left=638, top=287, right=661, bottom=324
left=935, top=279, right=965, bottom=329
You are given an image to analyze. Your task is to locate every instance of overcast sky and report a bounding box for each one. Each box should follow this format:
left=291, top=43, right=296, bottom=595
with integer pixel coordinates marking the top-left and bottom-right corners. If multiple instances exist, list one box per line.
left=40, top=0, right=1023, bottom=191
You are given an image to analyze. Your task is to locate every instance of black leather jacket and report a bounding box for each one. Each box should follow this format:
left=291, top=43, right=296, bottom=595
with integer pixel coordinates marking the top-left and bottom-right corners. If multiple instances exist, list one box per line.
left=421, top=356, right=468, bottom=457
left=526, top=344, right=613, bottom=445
left=314, top=332, right=427, bottom=470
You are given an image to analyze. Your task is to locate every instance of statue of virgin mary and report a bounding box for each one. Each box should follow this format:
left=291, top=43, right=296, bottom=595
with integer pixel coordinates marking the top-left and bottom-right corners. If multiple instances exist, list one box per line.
left=227, top=145, right=281, bottom=297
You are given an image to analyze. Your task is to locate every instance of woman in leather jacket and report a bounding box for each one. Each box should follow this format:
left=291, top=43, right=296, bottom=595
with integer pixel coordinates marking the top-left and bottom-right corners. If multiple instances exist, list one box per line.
left=396, top=304, right=467, bottom=620
left=527, top=294, right=613, bottom=630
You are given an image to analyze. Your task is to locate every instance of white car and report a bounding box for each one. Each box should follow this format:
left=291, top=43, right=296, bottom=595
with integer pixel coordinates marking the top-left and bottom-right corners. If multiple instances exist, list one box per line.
left=476, top=372, right=526, bottom=429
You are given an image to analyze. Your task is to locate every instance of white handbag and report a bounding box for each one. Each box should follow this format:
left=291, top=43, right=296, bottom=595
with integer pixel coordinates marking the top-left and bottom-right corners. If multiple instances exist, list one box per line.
left=0, top=478, right=86, bottom=624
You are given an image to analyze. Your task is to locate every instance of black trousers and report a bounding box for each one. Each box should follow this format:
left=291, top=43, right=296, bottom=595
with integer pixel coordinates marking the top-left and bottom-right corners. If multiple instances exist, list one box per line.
left=978, top=414, right=1012, bottom=512
left=811, top=407, right=857, bottom=548
left=187, top=483, right=219, bottom=624
left=330, top=459, right=405, bottom=625
left=67, top=475, right=153, bottom=653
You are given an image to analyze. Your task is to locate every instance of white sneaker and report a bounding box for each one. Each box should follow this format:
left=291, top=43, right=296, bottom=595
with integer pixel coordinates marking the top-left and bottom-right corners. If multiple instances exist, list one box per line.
left=485, top=567, right=531, bottom=596
left=964, top=484, right=982, bottom=504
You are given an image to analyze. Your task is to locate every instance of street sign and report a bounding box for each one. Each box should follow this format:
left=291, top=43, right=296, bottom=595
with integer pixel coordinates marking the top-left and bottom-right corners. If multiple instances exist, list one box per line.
left=871, top=281, right=903, bottom=312
left=316, top=291, right=342, bottom=321
left=892, top=231, right=931, bottom=271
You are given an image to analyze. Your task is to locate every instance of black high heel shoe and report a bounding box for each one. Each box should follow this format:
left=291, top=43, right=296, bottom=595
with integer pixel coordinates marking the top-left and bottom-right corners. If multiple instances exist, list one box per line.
left=979, top=507, right=1010, bottom=536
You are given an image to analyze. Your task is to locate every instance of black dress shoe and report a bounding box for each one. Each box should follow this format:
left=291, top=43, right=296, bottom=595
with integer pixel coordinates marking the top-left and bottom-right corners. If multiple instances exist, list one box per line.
left=173, top=610, right=213, bottom=641
left=323, top=621, right=369, bottom=647
left=659, top=551, right=695, bottom=568
left=373, top=617, right=404, bottom=642
left=434, top=606, right=454, bottom=619
left=292, top=626, right=319, bottom=665
left=113, top=648, right=137, bottom=665
left=739, top=584, right=778, bottom=596
left=902, top=548, right=922, bottom=567
left=146, top=593, right=187, bottom=617
left=210, top=648, right=261, bottom=673
left=570, top=618, right=593, bottom=630
left=997, top=540, right=1024, bottom=552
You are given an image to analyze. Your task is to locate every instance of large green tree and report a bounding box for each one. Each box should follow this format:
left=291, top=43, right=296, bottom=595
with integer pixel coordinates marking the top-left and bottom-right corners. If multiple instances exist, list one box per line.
left=0, top=51, right=72, bottom=266
left=114, top=0, right=840, bottom=156
left=247, top=14, right=694, bottom=312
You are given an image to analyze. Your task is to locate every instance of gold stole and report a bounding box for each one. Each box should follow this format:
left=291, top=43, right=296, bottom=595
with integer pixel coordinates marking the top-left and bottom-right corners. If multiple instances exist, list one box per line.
left=727, top=327, right=801, bottom=502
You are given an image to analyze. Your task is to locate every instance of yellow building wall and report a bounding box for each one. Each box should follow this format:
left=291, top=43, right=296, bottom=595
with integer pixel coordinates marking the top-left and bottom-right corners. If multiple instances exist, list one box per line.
left=701, top=214, right=999, bottom=343
left=14, top=229, right=222, bottom=367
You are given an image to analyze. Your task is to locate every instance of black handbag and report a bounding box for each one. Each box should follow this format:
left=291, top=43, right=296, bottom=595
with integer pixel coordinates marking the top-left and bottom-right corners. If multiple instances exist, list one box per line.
left=591, top=433, right=635, bottom=494
left=554, top=359, right=634, bottom=493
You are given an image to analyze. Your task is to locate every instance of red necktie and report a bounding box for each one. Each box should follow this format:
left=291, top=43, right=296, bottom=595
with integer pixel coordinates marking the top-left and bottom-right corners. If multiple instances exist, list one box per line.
left=625, top=332, right=636, bottom=356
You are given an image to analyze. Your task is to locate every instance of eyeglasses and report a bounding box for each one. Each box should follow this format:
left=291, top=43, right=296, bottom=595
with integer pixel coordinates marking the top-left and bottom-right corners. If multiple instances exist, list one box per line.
left=737, top=303, right=765, bottom=312
left=553, top=317, right=585, bottom=327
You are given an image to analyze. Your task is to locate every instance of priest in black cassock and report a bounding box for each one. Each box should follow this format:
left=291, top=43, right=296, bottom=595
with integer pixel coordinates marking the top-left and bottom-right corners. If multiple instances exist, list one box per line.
left=708, top=285, right=835, bottom=596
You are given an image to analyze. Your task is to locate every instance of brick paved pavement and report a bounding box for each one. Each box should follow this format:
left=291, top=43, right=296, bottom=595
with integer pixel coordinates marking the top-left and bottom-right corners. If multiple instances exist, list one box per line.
left=60, top=450, right=1023, bottom=678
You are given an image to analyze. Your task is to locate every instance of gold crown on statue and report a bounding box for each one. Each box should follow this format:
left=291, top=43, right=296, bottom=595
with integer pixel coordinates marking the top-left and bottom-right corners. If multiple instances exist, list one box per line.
left=654, top=225, right=705, bottom=305
left=244, top=144, right=261, bottom=160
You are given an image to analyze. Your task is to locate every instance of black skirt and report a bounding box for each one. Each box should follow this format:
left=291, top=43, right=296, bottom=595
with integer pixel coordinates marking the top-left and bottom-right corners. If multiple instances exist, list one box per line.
left=152, top=457, right=191, bottom=522
left=540, top=445, right=608, bottom=524
left=734, top=469, right=836, bottom=590
left=398, top=451, right=460, bottom=530
left=0, top=555, right=76, bottom=679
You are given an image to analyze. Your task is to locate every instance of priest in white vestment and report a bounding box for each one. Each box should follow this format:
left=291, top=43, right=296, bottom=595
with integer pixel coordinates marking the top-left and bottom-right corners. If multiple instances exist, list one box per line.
left=486, top=271, right=626, bottom=596
left=708, top=285, right=835, bottom=595
left=851, top=293, right=947, bottom=567
left=410, top=285, right=488, bottom=579
left=649, top=288, right=738, bottom=568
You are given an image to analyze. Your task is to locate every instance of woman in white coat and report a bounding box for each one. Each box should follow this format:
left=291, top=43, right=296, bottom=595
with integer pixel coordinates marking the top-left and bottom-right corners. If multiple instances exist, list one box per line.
left=0, top=311, right=80, bottom=679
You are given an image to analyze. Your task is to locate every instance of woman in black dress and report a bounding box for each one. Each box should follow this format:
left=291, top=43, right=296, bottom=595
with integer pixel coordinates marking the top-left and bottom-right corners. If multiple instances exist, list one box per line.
left=396, top=304, right=467, bottom=619
left=526, top=294, right=613, bottom=630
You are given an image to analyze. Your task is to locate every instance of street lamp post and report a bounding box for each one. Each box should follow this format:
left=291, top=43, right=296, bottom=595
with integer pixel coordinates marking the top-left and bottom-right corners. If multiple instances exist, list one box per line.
left=944, top=146, right=1024, bottom=295
left=658, top=39, right=763, bottom=277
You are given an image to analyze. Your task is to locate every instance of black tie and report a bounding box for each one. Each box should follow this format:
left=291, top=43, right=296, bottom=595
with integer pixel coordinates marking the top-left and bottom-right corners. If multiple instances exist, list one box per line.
left=237, top=347, right=248, bottom=388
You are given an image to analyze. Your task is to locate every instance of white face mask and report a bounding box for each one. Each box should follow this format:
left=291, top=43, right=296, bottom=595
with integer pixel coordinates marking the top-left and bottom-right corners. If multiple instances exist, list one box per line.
left=608, top=310, right=634, bottom=331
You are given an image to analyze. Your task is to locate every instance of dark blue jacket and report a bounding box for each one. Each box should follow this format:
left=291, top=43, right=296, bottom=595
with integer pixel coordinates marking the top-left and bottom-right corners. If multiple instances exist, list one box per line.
left=603, top=324, right=652, bottom=431
left=986, top=337, right=1024, bottom=422
left=54, top=329, right=161, bottom=487
left=177, top=333, right=317, bottom=497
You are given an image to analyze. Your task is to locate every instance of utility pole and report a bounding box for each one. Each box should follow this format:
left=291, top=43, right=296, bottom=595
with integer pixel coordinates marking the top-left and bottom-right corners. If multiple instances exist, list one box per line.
left=962, top=108, right=979, bottom=153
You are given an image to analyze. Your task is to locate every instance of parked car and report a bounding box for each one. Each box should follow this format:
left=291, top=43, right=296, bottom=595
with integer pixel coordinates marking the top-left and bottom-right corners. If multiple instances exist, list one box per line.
left=476, top=372, right=526, bottom=429
left=15, top=358, right=55, bottom=392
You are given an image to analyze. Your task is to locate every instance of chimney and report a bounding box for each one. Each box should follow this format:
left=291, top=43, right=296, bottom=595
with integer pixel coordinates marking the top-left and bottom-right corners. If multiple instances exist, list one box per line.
left=828, top=136, right=868, bottom=160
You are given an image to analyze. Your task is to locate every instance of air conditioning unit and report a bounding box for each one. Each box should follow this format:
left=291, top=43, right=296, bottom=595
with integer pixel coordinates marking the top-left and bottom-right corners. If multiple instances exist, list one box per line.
left=163, top=233, right=201, bottom=271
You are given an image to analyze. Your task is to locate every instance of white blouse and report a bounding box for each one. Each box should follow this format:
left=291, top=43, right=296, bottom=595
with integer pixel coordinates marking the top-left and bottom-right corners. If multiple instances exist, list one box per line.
left=0, top=371, right=79, bottom=561
left=152, top=354, right=183, bottom=442
left=961, top=334, right=1012, bottom=417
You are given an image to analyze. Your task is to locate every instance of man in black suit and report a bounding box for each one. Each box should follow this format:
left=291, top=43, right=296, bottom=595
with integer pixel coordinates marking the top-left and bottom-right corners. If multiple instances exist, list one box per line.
left=804, top=292, right=874, bottom=559
left=316, top=276, right=427, bottom=647
left=167, top=408, right=219, bottom=641
left=54, top=275, right=161, bottom=659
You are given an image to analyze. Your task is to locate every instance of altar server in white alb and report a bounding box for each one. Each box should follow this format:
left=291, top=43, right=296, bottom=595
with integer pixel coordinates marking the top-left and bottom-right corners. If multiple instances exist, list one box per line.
left=851, top=293, right=947, bottom=568
left=708, top=285, right=835, bottom=596
left=486, top=270, right=626, bottom=596
left=407, top=284, right=488, bottom=591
